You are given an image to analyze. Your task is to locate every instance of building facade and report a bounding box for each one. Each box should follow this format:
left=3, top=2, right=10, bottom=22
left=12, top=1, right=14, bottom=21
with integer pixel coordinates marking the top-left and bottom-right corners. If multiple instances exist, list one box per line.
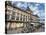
left=31, top=15, right=39, bottom=27
left=5, top=2, right=32, bottom=33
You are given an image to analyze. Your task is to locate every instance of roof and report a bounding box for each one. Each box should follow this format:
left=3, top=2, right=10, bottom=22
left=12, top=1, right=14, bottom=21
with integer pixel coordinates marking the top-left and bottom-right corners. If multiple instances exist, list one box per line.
left=5, top=1, right=32, bottom=14
left=32, top=15, right=39, bottom=18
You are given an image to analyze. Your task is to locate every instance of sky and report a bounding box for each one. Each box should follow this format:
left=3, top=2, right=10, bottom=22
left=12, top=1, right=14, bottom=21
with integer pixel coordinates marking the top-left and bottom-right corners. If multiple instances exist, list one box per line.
left=11, top=1, right=45, bottom=19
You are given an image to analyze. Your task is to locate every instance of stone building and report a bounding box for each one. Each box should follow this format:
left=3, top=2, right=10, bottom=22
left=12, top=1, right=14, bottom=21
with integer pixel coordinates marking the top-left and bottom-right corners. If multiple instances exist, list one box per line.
left=31, top=15, right=39, bottom=27
left=5, top=1, right=33, bottom=33
left=5, top=1, right=40, bottom=33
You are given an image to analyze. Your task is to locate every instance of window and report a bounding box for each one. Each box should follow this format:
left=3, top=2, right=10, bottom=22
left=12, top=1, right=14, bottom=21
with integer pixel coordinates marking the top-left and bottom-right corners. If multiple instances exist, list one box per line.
left=16, top=13, right=19, bottom=20
left=16, top=16, right=19, bottom=20
left=28, top=16, right=29, bottom=21
left=7, top=10, right=12, bottom=14
left=22, top=15, right=23, bottom=21
left=26, top=16, right=27, bottom=21
left=20, top=14, right=22, bottom=21
left=27, top=16, right=28, bottom=21
left=12, top=11, right=15, bottom=15
left=25, top=16, right=26, bottom=21
left=7, top=22, right=11, bottom=29
left=11, top=15, right=15, bottom=20
left=23, top=15, right=25, bottom=21
left=29, top=16, right=31, bottom=22
left=11, top=12, right=15, bottom=20
left=7, top=14, right=10, bottom=20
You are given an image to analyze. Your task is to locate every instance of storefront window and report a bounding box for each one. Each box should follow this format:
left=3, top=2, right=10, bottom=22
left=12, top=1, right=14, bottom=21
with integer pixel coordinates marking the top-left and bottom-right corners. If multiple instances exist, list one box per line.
left=16, top=23, right=23, bottom=27
left=10, top=23, right=24, bottom=28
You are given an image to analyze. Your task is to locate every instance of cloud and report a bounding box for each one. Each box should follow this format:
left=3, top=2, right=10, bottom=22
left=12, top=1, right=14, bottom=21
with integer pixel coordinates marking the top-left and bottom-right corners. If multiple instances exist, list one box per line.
left=33, top=10, right=39, bottom=15
left=35, top=4, right=40, bottom=6
left=17, top=3, right=21, bottom=7
left=11, top=1, right=44, bottom=19
left=29, top=5, right=39, bottom=15
left=37, top=4, right=45, bottom=10
left=38, top=10, right=45, bottom=19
